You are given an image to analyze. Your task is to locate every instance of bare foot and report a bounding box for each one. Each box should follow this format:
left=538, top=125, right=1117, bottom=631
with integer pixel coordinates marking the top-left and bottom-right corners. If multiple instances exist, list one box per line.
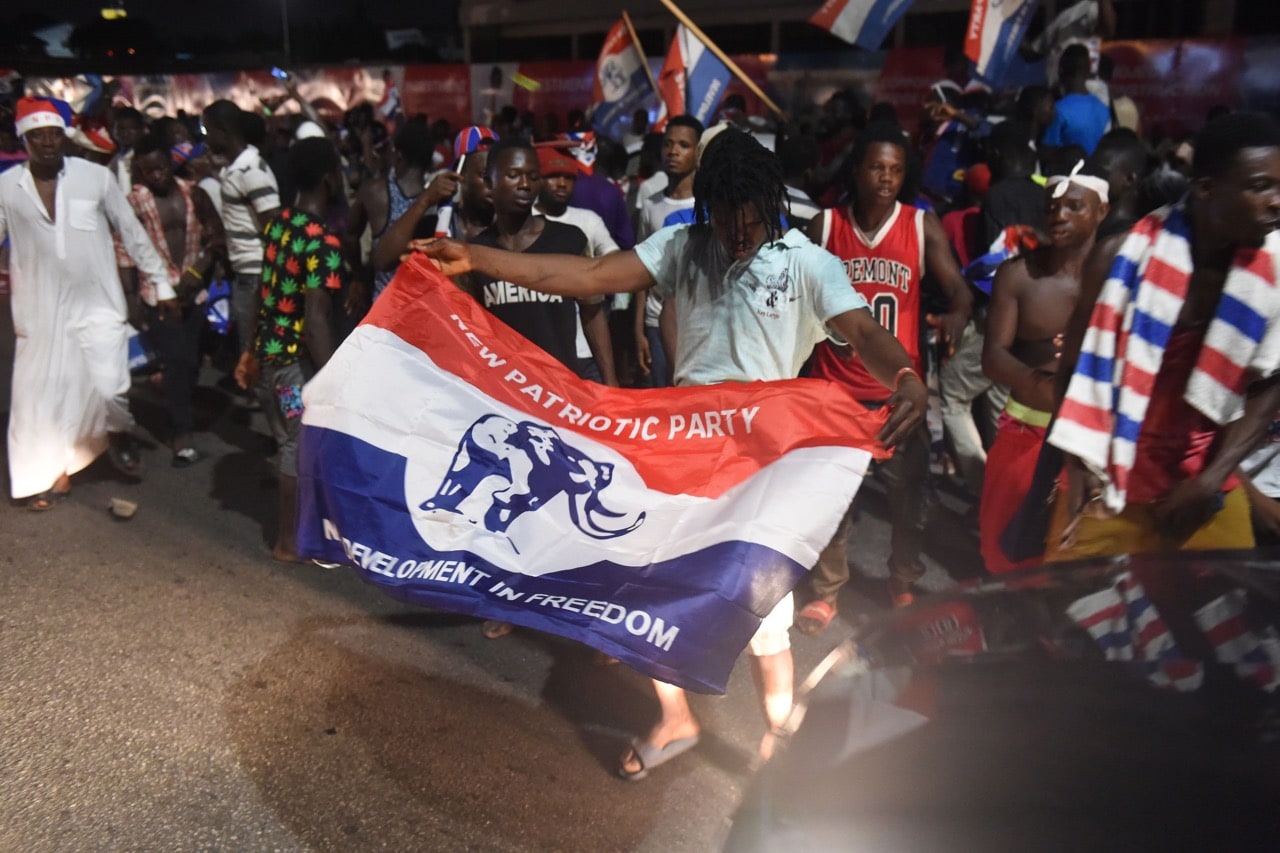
left=619, top=715, right=701, bottom=777
left=272, top=547, right=304, bottom=563
left=482, top=620, right=515, bottom=639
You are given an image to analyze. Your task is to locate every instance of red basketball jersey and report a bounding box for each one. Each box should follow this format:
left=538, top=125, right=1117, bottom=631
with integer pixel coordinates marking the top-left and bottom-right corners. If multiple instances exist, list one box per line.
left=810, top=202, right=925, bottom=402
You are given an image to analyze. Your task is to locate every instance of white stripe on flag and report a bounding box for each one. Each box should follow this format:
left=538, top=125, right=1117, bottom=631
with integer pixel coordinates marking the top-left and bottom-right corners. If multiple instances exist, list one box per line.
left=303, top=325, right=871, bottom=578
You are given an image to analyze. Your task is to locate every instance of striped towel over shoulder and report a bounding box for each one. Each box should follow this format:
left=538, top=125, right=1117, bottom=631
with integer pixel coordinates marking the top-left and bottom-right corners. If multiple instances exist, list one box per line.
left=1048, top=201, right=1280, bottom=511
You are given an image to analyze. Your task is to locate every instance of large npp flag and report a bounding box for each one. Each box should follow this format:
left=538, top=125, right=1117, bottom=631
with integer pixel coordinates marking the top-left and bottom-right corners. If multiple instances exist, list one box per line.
left=296, top=259, right=887, bottom=693
left=965, top=0, right=1042, bottom=85
left=808, top=0, right=917, bottom=51
left=655, top=24, right=733, bottom=130
left=589, top=18, right=653, bottom=137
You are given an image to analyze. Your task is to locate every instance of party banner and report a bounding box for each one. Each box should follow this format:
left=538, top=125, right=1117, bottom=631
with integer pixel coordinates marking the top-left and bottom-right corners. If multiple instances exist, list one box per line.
left=295, top=259, right=888, bottom=692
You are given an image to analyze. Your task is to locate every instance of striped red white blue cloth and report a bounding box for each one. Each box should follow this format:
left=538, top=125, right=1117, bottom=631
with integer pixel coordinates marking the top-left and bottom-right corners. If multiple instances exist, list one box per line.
left=1049, top=202, right=1280, bottom=511
left=1066, top=572, right=1204, bottom=692
left=1193, top=589, right=1280, bottom=692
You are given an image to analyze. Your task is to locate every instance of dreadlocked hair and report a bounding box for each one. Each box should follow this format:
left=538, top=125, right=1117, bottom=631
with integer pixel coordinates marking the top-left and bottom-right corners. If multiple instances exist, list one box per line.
left=693, top=127, right=787, bottom=244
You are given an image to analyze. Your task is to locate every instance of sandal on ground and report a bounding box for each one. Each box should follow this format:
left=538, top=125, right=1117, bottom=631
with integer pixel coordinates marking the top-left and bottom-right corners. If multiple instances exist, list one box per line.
left=27, top=490, right=71, bottom=512
left=107, top=434, right=143, bottom=478
left=618, top=734, right=700, bottom=782
left=795, top=599, right=837, bottom=635
left=888, top=559, right=925, bottom=609
left=482, top=620, right=515, bottom=639
left=887, top=576, right=917, bottom=609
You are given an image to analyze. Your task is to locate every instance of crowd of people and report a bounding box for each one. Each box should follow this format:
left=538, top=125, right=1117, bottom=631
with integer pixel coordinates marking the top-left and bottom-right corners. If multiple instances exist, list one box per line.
left=3, top=0, right=1280, bottom=782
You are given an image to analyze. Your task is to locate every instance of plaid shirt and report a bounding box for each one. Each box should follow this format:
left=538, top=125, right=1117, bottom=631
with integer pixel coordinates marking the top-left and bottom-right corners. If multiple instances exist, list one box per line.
left=116, top=179, right=202, bottom=305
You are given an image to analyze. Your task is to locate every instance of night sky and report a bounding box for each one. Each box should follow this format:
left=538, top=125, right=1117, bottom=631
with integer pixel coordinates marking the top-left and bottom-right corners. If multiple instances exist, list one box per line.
left=3, top=0, right=455, bottom=40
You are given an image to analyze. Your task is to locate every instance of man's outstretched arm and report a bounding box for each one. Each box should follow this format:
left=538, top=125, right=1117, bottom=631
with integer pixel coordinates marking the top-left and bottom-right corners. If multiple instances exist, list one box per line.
left=828, top=307, right=928, bottom=448
left=411, top=237, right=656, bottom=297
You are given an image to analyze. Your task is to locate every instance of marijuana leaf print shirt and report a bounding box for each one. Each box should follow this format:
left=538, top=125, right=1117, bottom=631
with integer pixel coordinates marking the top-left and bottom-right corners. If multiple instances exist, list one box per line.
left=256, top=208, right=346, bottom=365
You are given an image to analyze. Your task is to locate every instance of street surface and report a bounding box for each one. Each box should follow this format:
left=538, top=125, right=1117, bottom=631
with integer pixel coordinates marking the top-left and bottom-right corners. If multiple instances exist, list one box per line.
left=0, top=305, right=982, bottom=851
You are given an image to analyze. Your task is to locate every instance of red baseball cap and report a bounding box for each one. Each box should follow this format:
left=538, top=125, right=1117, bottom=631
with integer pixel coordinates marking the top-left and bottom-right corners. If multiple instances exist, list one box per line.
left=536, top=147, right=578, bottom=178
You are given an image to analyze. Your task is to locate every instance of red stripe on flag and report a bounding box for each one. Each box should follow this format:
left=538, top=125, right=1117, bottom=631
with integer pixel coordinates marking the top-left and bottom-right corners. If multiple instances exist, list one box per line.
left=1057, top=398, right=1112, bottom=434
left=809, top=0, right=849, bottom=31
left=1203, top=612, right=1251, bottom=650
left=1119, top=361, right=1156, bottom=398
left=1090, top=300, right=1122, bottom=330
left=1142, top=256, right=1194, bottom=300
left=1075, top=600, right=1125, bottom=630
left=1135, top=616, right=1170, bottom=650
left=365, top=258, right=890, bottom=498
left=1237, top=245, right=1280, bottom=285
left=1195, top=345, right=1249, bottom=396
left=964, top=0, right=988, bottom=64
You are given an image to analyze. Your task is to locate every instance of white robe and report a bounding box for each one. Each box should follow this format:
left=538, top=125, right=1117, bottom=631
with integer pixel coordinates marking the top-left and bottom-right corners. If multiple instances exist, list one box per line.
left=0, top=156, right=175, bottom=498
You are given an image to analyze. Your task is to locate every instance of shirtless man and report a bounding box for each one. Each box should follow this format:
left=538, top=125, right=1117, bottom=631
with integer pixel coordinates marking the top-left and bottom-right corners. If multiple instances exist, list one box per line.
left=121, top=132, right=225, bottom=465
left=979, top=170, right=1107, bottom=572
left=1048, top=112, right=1280, bottom=558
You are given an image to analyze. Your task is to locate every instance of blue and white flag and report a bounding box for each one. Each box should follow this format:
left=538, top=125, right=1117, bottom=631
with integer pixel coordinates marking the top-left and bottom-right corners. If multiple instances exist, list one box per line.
left=808, top=0, right=917, bottom=51
left=296, top=259, right=887, bottom=692
left=656, top=25, right=733, bottom=129
left=964, top=0, right=1042, bottom=86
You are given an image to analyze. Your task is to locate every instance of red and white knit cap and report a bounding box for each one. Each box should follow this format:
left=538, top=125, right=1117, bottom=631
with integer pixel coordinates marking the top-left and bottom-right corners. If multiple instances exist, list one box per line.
left=15, top=96, right=69, bottom=137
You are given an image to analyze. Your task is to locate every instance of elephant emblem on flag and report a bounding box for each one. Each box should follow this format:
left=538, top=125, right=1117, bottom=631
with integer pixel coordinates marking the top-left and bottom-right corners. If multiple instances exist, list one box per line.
left=420, top=415, right=645, bottom=549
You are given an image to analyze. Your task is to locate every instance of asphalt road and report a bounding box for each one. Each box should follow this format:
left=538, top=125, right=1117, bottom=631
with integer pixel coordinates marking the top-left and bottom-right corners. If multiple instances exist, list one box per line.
left=0, top=312, right=983, bottom=851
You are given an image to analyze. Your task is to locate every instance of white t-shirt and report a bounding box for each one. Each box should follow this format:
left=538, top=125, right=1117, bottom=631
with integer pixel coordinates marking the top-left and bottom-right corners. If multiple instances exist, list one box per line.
left=632, top=171, right=668, bottom=217
left=537, top=203, right=619, bottom=259
left=537, top=205, right=619, bottom=359
left=634, top=224, right=868, bottom=386
left=639, top=191, right=698, bottom=328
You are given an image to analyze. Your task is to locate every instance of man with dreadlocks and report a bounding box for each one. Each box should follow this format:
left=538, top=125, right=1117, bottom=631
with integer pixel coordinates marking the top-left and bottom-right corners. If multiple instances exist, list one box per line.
left=412, top=127, right=926, bottom=781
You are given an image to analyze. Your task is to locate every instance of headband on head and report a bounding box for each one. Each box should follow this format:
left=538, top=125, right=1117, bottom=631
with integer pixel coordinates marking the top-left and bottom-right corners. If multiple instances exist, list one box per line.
left=1047, top=160, right=1109, bottom=205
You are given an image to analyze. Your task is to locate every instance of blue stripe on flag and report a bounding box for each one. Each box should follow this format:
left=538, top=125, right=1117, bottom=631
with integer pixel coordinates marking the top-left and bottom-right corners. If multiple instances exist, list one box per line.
left=1076, top=351, right=1114, bottom=384
left=1130, top=308, right=1173, bottom=348
left=1115, top=411, right=1143, bottom=444
left=685, top=44, right=732, bottom=125
left=296, top=425, right=807, bottom=694
left=1107, top=255, right=1143, bottom=295
left=1215, top=292, right=1268, bottom=343
left=1091, top=629, right=1134, bottom=654
left=854, top=0, right=915, bottom=50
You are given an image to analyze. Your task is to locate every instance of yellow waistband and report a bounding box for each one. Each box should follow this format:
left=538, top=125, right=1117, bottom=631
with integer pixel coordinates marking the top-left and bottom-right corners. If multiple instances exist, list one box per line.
left=1005, top=398, right=1052, bottom=428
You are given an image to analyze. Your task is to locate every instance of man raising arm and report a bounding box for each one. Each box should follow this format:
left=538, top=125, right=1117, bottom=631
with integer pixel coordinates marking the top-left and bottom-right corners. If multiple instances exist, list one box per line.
left=416, top=129, right=925, bottom=780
